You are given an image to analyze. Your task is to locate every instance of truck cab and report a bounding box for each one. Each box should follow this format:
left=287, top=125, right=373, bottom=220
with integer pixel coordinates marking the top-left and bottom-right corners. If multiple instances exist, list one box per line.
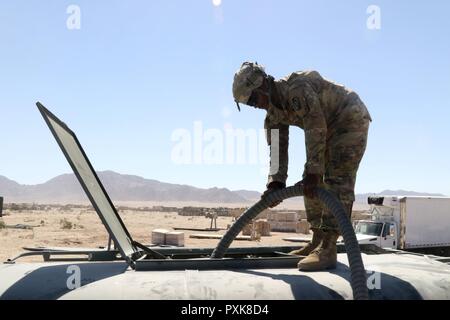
left=354, top=196, right=400, bottom=250
left=355, top=220, right=397, bottom=249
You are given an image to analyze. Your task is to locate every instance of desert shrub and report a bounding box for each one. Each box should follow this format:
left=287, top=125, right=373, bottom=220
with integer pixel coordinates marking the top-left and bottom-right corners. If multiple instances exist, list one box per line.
left=9, top=203, right=28, bottom=211
left=0, top=220, right=5, bottom=229
left=60, top=205, right=73, bottom=212
left=60, top=218, right=73, bottom=230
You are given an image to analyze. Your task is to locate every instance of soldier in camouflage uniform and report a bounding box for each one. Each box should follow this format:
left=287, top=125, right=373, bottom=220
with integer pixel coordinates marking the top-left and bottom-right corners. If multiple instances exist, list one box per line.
left=232, top=62, right=371, bottom=271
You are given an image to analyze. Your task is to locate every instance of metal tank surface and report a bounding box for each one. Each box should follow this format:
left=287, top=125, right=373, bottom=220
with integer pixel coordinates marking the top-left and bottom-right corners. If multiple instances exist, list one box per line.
left=2, top=103, right=450, bottom=300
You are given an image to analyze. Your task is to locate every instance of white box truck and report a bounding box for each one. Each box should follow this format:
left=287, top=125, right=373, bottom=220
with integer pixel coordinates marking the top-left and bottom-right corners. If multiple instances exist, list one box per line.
left=354, top=196, right=450, bottom=255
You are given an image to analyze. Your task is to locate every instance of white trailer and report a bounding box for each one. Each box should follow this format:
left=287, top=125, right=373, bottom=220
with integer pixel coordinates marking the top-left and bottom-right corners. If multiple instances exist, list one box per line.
left=354, top=196, right=450, bottom=253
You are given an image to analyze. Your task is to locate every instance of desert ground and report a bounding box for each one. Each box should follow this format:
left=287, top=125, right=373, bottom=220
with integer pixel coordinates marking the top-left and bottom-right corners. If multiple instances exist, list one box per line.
left=0, top=205, right=314, bottom=263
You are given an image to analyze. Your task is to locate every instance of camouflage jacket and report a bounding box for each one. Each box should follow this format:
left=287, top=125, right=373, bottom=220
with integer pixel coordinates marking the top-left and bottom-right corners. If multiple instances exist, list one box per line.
left=265, top=70, right=372, bottom=185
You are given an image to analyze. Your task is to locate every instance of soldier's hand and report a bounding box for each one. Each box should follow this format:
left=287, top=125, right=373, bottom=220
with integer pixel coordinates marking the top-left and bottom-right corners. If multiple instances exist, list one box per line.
left=262, top=181, right=286, bottom=208
left=296, top=174, right=322, bottom=199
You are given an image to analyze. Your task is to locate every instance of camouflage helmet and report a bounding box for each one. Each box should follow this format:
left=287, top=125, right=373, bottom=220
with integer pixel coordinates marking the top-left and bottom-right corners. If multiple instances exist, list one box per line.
left=232, top=62, right=267, bottom=111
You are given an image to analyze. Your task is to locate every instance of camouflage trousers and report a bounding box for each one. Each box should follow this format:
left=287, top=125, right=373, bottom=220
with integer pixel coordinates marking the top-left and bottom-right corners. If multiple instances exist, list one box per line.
left=304, top=121, right=370, bottom=231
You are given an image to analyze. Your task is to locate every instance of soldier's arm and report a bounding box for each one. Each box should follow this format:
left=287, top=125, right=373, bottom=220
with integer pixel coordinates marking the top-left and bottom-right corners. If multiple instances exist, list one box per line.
left=291, top=82, right=327, bottom=176
left=264, top=114, right=289, bottom=187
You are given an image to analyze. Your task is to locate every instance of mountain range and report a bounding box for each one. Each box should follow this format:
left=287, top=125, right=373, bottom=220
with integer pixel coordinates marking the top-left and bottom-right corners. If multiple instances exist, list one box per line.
left=0, top=171, right=446, bottom=204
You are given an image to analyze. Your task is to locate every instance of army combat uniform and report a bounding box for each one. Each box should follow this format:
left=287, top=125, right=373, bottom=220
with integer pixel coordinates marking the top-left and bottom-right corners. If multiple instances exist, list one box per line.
left=265, top=70, right=371, bottom=231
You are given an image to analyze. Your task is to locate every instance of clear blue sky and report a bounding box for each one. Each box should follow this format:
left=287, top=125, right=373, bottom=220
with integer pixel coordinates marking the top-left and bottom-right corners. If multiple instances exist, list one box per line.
left=1, top=0, right=449, bottom=195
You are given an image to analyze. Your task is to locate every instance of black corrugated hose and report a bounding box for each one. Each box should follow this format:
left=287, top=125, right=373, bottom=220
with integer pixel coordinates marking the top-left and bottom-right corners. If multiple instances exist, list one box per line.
left=210, top=185, right=369, bottom=300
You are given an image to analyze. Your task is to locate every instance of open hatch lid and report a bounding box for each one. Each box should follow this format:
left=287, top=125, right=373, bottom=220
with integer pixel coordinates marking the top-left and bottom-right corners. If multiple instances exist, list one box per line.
left=36, top=102, right=141, bottom=266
